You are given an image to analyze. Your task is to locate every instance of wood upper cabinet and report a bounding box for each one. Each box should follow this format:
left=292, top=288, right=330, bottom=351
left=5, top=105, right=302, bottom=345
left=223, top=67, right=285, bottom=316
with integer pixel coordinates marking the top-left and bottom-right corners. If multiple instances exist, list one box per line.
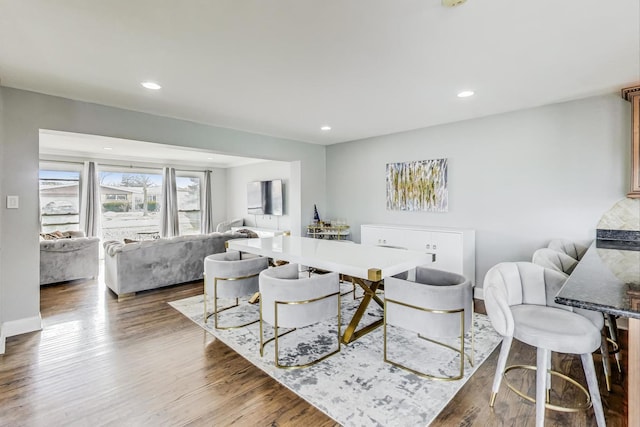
left=623, top=85, right=640, bottom=198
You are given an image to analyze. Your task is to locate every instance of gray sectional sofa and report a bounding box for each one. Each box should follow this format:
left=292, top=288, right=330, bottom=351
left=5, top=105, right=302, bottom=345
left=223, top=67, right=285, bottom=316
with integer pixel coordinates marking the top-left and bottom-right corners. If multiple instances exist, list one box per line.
left=40, top=232, right=100, bottom=285
left=103, top=232, right=243, bottom=300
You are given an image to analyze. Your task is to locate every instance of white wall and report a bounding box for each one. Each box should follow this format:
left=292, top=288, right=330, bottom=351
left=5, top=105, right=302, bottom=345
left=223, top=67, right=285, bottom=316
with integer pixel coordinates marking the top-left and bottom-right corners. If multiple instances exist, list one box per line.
left=225, top=160, right=292, bottom=231
left=0, top=86, right=4, bottom=353
left=0, top=87, right=326, bottom=341
left=326, top=94, right=631, bottom=292
left=210, top=168, right=227, bottom=228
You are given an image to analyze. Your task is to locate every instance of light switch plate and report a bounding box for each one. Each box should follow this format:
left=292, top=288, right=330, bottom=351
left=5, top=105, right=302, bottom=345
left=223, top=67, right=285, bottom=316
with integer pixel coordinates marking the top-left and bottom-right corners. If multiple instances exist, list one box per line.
left=7, top=195, right=19, bottom=209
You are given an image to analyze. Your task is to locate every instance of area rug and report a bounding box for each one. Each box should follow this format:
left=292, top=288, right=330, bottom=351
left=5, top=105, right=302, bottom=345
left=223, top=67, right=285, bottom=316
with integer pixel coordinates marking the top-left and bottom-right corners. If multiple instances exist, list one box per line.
left=169, top=285, right=502, bottom=426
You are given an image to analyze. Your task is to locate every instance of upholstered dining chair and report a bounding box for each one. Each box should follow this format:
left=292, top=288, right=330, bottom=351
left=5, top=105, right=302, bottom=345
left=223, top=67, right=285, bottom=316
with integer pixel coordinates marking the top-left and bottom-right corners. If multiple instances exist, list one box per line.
left=533, top=247, right=621, bottom=381
left=259, top=263, right=341, bottom=369
left=204, top=250, right=269, bottom=329
left=547, top=239, right=589, bottom=261
left=384, top=266, right=473, bottom=380
left=484, top=262, right=605, bottom=427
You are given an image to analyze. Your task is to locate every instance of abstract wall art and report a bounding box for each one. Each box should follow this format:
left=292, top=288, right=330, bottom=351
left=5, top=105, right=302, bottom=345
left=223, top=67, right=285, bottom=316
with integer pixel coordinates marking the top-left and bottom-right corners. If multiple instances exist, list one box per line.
left=386, top=158, right=448, bottom=212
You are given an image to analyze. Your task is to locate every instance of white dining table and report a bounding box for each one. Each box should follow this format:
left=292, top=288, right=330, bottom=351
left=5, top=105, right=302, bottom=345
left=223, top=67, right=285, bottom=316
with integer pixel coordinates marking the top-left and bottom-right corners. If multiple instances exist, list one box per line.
left=227, top=235, right=434, bottom=344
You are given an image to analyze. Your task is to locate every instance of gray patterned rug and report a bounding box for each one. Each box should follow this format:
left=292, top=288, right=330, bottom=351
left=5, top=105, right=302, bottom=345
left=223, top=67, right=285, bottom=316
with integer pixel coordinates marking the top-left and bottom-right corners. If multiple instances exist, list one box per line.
left=169, top=284, right=501, bottom=426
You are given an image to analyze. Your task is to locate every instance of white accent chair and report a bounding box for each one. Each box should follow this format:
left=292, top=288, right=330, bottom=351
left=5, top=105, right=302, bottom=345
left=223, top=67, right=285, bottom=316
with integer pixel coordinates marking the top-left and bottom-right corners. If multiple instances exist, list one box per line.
left=259, top=263, right=341, bottom=369
left=484, top=262, right=605, bottom=427
left=547, top=239, right=589, bottom=261
left=204, top=251, right=269, bottom=329
left=533, top=247, right=619, bottom=386
left=548, top=240, right=623, bottom=372
left=384, top=266, right=473, bottom=380
left=532, top=248, right=579, bottom=275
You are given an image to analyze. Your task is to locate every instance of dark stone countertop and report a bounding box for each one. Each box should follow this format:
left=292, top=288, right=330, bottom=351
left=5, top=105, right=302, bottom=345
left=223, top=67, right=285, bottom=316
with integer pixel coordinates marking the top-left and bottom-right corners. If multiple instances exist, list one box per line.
left=555, top=240, right=640, bottom=319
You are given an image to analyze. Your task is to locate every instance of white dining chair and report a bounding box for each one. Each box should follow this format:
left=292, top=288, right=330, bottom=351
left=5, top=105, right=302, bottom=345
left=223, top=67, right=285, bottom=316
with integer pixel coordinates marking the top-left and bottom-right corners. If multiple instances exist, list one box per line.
left=384, top=266, right=473, bottom=380
left=204, top=250, right=269, bottom=329
left=259, top=263, right=341, bottom=369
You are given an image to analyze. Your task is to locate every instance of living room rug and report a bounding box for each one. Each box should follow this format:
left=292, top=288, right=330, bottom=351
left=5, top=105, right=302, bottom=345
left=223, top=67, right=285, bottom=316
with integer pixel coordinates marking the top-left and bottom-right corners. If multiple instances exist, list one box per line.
left=169, top=285, right=502, bottom=426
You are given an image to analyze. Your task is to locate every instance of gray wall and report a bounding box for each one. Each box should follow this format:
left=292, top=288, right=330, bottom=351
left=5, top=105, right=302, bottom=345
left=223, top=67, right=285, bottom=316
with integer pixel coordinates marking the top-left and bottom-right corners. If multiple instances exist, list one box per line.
left=226, top=160, right=292, bottom=231
left=326, top=94, right=631, bottom=291
left=0, top=87, right=326, bottom=335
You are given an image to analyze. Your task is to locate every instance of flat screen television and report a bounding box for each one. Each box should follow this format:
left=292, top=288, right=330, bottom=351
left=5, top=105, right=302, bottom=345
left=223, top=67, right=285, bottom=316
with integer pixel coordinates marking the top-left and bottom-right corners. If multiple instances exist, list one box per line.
left=247, top=179, right=283, bottom=216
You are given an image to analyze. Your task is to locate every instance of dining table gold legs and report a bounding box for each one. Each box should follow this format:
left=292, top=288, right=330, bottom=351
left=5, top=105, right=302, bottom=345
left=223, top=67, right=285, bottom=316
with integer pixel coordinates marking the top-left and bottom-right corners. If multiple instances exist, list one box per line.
left=341, top=274, right=385, bottom=344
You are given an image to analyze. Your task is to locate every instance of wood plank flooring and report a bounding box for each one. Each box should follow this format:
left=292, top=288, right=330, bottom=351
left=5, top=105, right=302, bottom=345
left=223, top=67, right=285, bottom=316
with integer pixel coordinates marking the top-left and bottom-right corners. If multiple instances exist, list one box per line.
left=0, top=277, right=628, bottom=426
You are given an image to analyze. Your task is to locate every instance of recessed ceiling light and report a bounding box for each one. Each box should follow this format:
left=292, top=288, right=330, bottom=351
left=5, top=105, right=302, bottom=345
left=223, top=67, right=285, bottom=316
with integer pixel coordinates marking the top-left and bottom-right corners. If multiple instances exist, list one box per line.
left=141, top=81, right=162, bottom=90
left=103, top=147, right=113, bottom=150
left=320, top=126, right=332, bottom=131
left=457, top=91, right=475, bottom=98
left=207, top=157, right=214, bottom=160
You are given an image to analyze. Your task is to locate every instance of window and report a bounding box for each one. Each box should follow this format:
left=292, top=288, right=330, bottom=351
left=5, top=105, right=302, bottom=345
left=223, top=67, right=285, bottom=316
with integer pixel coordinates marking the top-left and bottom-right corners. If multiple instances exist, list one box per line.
left=176, top=174, right=202, bottom=235
left=99, top=169, right=162, bottom=241
left=39, top=169, right=81, bottom=232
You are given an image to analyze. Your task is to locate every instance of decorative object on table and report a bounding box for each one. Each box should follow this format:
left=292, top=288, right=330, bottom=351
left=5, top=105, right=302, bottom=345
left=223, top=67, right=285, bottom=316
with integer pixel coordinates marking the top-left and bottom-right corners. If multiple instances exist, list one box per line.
left=313, top=204, right=321, bottom=224
left=386, top=158, right=448, bottom=212
left=306, top=222, right=350, bottom=240
left=169, top=285, right=501, bottom=426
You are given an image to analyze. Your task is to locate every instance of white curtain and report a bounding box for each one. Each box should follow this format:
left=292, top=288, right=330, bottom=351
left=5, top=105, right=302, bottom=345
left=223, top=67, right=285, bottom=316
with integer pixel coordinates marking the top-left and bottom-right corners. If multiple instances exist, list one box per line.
left=201, top=170, right=214, bottom=234
left=80, top=161, right=100, bottom=237
left=160, top=167, right=179, bottom=237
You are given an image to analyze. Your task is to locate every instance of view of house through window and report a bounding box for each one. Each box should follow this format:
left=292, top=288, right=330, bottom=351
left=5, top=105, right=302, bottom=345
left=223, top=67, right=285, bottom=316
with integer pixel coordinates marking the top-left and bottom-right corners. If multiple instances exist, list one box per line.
left=98, top=170, right=203, bottom=240
left=39, top=169, right=81, bottom=233
left=99, top=170, right=163, bottom=241
left=40, top=167, right=203, bottom=240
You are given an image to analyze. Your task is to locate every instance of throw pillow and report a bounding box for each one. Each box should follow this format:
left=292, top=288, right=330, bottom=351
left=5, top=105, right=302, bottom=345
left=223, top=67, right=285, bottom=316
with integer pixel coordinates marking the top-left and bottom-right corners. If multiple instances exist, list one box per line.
left=124, top=238, right=139, bottom=244
left=237, top=229, right=259, bottom=238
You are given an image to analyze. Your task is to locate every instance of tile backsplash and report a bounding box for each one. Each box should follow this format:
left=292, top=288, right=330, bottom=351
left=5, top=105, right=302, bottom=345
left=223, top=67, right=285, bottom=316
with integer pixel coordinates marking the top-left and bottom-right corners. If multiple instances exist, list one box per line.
left=597, top=197, right=640, bottom=231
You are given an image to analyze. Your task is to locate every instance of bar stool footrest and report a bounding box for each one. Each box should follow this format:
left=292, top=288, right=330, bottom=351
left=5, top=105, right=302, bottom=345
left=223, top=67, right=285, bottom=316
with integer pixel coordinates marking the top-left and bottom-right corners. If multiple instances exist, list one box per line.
left=503, top=364, right=592, bottom=413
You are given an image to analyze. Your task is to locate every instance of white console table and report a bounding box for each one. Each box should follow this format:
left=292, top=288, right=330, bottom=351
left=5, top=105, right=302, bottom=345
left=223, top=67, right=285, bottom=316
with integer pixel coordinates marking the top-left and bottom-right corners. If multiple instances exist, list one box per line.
left=361, top=224, right=476, bottom=286
left=230, top=226, right=287, bottom=238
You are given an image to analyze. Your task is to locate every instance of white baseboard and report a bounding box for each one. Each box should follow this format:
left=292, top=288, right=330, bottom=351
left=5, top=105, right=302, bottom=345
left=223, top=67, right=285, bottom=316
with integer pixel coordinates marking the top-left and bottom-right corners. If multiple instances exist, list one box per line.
left=2, top=314, right=43, bottom=338
left=474, top=286, right=484, bottom=300
left=0, top=325, right=5, bottom=355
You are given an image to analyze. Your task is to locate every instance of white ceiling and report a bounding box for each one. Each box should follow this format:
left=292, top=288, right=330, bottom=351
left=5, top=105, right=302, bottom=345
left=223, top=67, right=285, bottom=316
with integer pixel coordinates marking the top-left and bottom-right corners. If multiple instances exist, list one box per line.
left=1, top=1, right=639, bottom=145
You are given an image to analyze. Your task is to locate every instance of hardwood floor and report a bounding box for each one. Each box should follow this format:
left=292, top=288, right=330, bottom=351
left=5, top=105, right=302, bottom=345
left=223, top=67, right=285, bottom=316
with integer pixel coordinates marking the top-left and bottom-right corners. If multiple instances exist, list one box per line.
left=0, top=278, right=628, bottom=426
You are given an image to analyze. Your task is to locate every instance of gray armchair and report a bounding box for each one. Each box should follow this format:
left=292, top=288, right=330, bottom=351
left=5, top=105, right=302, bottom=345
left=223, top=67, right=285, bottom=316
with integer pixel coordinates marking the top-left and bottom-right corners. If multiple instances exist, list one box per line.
left=383, top=266, right=473, bottom=380
left=204, top=250, right=269, bottom=329
left=258, top=263, right=341, bottom=369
